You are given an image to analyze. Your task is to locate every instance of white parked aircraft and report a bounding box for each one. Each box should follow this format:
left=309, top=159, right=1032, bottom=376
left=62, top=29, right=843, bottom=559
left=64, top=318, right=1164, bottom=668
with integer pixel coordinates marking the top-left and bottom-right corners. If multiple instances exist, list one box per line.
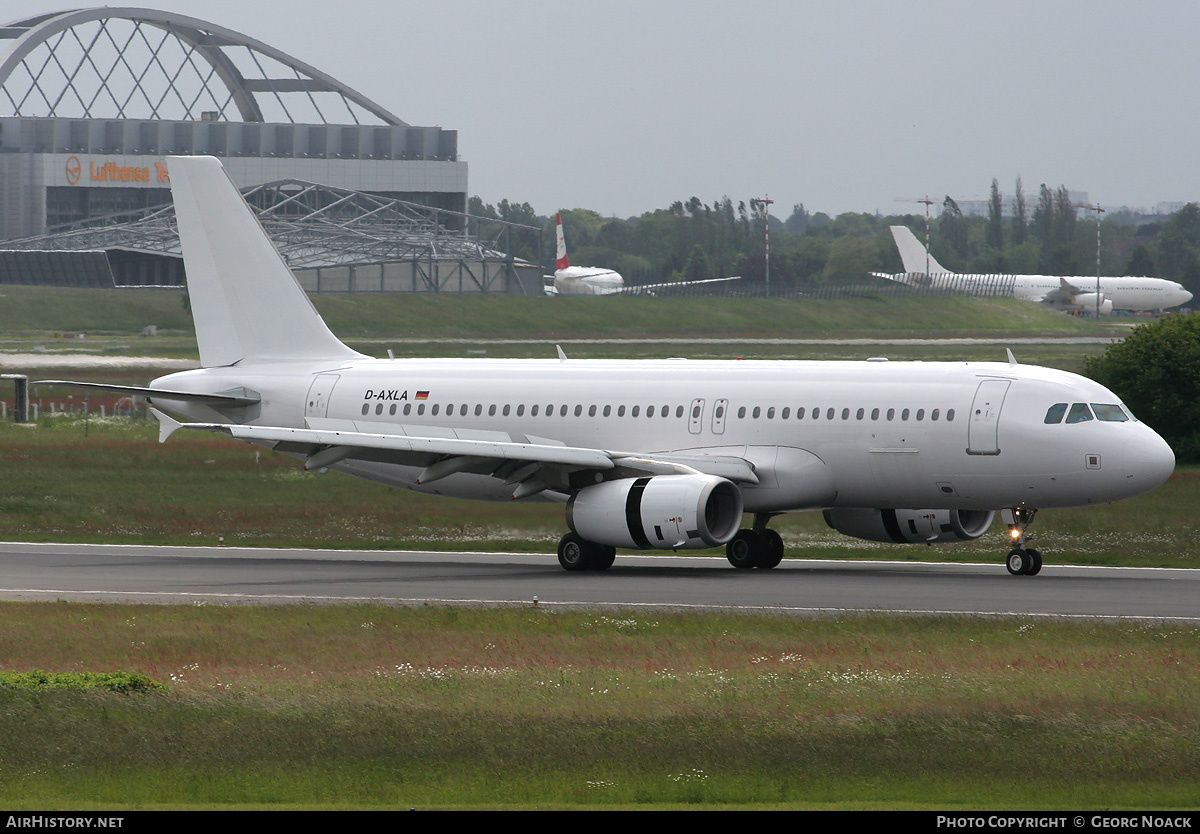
left=40, top=158, right=1177, bottom=576
left=546, top=213, right=624, bottom=295
left=545, top=212, right=743, bottom=296
left=880, top=225, right=1192, bottom=314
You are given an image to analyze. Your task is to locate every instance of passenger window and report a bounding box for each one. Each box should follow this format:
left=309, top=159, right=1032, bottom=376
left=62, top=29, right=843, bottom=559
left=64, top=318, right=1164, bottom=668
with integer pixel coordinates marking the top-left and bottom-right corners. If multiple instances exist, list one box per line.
left=361, top=404, right=369, bottom=415
left=1091, top=404, right=1129, bottom=422
left=1044, top=403, right=1067, bottom=424
left=871, top=408, right=879, bottom=420
left=517, top=404, right=525, bottom=416
left=430, top=404, right=438, bottom=416
left=461, top=404, right=468, bottom=416
left=946, top=409, right=955, bottom=421
left=489, top=404, right=497, bottom=416
left=389, top=404, right=397, bottom=416
left=604, top=405, right=612, bottom=417
left=796, top=407, right=805, bottom=419
left=648, top=405, right=656, bottom=417
left=1066, top=403, right=1094, bottom=424
left=574, top=405, right=583, bottom=417
left=901, top=408, right=910, bottom=421
left=692, top=405, right=701, bottom=419
left=826, top=408, right=835, bottom=420
left=752, top=407, right=760, bottom=419
left=781, top=407, right=790, bottom=419
left=618, top=405, right=626, bottom=417
left=886, top=408, right=895, bottom=421
left=475, top=404, right=482, bottom=416
left=916, top=409, right=924, bottom=421
left=588, top=405, right=596, bottom=417
left=856, top=408, right=864, bottom=420
left=632, top=406, right=640, bottom=417
left=738, top=406, right=746, bottom=419
left=404, top=403, right=412, bottom=416
left=560, top=405, right=568, bottom=416
left=503, top=404, right=511, bottom=416
left=715, top=405, right=724, bottom=418
left=532, top=405, right=540, bottom=416
left=677, top=406, right=684, bottom=418
left=931, top=409, right=939, bottom=421
left=767, top=407, right=775, bottom=419
left=841, top=408, right=850, bottom=420
left=418, top=403, right=425, bottom=415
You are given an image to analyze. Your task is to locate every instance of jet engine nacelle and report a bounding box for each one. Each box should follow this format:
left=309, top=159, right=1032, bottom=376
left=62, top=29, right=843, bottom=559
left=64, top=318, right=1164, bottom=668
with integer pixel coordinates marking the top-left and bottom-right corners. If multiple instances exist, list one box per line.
left=1068, top=293, right=1114, bottom=315
left=567, top=475, right=743, bottom=550
left=823, top=508, right=995, bottom=544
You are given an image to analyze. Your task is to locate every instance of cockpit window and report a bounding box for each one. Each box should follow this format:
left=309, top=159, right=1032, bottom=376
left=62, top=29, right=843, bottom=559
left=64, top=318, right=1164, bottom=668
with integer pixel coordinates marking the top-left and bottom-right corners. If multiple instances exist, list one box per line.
left=1091, top=404, right=1129, bottom=422
left=1044, top=403, right=1067, bottom=424
left=1065, top=403, right=1094, bottom=424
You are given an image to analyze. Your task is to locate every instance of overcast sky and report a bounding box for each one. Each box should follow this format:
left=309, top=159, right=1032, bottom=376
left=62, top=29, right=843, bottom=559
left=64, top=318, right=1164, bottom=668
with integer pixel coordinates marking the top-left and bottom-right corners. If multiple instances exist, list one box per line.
left=10, top=0, right=1200, bottom=219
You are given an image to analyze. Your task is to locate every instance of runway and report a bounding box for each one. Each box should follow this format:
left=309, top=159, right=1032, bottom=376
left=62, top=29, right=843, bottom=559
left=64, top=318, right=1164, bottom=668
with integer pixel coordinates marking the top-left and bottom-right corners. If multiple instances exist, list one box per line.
left=0, top=541, right=1196, bottom=621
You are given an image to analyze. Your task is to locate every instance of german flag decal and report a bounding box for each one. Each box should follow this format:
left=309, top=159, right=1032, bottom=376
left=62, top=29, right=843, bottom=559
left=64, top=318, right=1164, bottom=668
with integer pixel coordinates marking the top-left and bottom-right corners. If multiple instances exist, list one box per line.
left=415, top=391, right=429, bottom=400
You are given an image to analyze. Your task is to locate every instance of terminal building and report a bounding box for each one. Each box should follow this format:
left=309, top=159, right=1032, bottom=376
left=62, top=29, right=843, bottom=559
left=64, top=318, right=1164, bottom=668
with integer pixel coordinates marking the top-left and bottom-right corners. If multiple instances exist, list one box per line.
left=0, top=8, right=542, bottom=293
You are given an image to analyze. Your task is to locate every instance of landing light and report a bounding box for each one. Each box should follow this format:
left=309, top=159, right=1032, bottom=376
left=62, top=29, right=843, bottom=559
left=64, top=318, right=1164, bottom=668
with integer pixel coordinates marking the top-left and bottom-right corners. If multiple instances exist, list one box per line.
left=1009, top=528, right=1021, bottom=540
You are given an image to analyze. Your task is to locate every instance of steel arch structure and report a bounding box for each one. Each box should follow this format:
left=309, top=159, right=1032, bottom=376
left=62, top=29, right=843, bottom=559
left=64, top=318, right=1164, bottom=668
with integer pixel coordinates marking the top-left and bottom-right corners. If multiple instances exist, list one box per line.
left=0, top=7, right=404, bottom=125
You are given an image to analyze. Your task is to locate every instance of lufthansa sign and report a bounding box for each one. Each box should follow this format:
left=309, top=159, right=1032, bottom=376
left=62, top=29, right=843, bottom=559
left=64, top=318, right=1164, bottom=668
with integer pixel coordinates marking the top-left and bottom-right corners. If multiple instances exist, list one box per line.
left=58, top=155, right=170, bottom=186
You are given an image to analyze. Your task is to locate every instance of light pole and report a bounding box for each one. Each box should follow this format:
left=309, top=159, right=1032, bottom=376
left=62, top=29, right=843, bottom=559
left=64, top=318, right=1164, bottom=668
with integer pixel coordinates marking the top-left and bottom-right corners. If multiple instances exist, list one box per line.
left=760, top=195, right=774, bottom=296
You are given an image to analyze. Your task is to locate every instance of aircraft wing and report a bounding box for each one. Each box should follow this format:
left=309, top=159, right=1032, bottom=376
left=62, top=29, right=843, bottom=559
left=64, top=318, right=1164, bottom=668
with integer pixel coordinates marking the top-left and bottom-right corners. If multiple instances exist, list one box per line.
left=1038, top=277, right=1089, bottom=303
left=617, top=276, right=744, bottom=295
left=153, top=411, right=759, bottom=498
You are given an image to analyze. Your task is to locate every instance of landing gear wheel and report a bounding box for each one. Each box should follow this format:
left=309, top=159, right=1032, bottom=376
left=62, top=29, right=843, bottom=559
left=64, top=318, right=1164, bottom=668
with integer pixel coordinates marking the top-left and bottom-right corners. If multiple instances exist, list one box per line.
left=1006, top=548, right=1033, bottom=576
left=1025, top=548, right=1042, bottom=576
left=590, top=546, right=616, bottom=571
left=758, top=529, right=785, bottom=569
left=726, top=529, right=763, bottom=569
left=558, top=532, right=594, bottom=572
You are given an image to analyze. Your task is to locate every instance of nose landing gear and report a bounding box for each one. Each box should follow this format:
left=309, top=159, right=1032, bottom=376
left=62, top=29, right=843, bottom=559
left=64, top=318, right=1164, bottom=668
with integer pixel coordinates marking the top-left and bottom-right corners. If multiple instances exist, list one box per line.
left=1002, top=507, right=1042, bottom=576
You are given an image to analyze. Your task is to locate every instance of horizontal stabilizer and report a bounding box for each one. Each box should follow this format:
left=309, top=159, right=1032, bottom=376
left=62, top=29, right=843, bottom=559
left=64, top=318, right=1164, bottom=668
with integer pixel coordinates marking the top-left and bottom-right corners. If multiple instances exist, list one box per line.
left=34, top=380, right=260, bottom=407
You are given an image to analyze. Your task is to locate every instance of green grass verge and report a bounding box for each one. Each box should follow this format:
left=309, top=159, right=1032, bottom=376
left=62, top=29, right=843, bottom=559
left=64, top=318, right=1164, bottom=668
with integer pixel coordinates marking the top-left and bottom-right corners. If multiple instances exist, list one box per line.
left=0, top=285, right=1119, bottom=342
left=0, top=603, right=1196, bottom=809
left=0, top=416, right=1197, bottom=568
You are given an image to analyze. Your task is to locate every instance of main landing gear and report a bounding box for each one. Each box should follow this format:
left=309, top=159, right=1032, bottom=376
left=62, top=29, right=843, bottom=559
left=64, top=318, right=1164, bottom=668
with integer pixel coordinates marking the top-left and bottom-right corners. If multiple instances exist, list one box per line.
left=557, top=532, right=616, bottom=572
left=1003, top=507, right=1042, bottom=576
left=725, top=513, right=785, bottom=570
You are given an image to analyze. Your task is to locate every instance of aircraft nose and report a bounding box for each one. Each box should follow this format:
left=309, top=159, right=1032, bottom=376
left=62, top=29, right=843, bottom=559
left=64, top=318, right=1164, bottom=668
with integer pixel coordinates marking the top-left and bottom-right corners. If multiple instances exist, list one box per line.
left=1126, top=428, right=1175, bottom=491
left=1178, top=286, right=1193, bottom=306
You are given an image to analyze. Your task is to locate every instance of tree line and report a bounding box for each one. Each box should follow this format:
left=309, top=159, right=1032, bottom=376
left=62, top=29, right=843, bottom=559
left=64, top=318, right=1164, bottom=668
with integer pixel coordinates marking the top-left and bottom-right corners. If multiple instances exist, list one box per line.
left=470, top=182, right=1200, bottom=298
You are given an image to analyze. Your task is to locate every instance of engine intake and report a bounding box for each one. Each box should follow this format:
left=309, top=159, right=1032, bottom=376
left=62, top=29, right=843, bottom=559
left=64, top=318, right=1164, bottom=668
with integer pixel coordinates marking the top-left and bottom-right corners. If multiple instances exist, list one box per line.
left=567, top=475, right=743, bottom=550
left=823, top=508, right=995, bottom=544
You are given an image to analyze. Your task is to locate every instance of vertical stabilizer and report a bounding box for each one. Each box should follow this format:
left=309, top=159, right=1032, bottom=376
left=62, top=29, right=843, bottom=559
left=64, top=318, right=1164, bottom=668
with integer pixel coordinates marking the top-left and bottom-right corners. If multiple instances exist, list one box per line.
left=169, top=155, right=362, bottom=367
left=890, top=225, right=953, bottom=275
left=555, top=213, right=569, bottom=271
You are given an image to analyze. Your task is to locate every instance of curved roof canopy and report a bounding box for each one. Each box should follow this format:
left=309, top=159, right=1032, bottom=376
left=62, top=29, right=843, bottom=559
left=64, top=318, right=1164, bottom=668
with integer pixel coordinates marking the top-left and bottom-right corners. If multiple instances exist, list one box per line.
left=0, top=7, right=404, bottom=125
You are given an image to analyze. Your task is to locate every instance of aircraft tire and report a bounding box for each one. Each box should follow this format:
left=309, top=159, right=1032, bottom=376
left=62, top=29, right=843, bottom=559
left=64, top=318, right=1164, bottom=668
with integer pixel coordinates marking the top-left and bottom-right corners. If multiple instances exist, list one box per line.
left=726, top=529, right=763, bottom=569
left=1006, top=548, right=1032, bottom=576
left=591, top=546, right=617, bottom=571
left=1026, top=548, right=1042, bottom=576
left=558, top=532, right=595, bottom=572
left=758, top=529, right=785, bottom=569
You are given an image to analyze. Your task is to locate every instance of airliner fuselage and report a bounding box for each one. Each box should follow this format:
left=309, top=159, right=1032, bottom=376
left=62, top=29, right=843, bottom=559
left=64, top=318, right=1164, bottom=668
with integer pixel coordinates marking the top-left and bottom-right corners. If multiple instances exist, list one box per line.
left=154, top=357, right=1173, bottom=514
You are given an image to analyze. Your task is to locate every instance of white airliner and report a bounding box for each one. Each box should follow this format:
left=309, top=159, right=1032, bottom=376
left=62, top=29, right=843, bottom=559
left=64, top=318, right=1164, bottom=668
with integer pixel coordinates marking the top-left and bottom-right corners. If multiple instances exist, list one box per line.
left=546, top=213, right=624, bottom=295
left=545, top=212, right=743, bottom=296
left=40, top=157, right=1177, bottom=576
left=880, top=225, right=1192, bottom=314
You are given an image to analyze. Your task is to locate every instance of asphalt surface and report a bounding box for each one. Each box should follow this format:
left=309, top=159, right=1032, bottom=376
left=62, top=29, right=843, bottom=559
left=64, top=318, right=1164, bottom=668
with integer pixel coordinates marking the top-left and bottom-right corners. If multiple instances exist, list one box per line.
left=0, top=541, right=1195, bottom=621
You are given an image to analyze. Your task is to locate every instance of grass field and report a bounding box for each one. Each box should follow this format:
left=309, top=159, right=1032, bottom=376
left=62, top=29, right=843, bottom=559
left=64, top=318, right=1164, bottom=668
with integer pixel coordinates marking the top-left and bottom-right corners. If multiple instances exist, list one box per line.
left=0, top=285, right=1120, bottom=345
left=1, top=602, right=1197, bottom=810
